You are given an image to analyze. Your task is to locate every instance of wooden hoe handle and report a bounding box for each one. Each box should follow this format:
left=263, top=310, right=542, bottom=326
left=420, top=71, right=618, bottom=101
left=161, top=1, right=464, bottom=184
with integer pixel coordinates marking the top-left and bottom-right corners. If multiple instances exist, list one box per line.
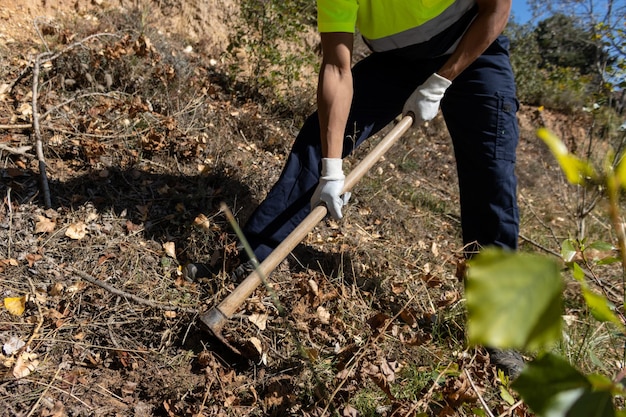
left=201, top=115, right=414, bottom=333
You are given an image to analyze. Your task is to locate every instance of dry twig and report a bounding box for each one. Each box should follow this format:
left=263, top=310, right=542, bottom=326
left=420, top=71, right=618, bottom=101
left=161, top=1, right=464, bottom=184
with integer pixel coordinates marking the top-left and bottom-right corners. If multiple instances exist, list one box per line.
left=25, top=366, right=63, bottom=417
left=464, top=369, right=495, bottom=417
left=0, top=143, right=34, bottom=158
left=69, top=267, right=198, bottom=314
left=498, top=400, right=525, bottom=417
left=0, top=124, right=32, bottom=130
left=31, top=54, right=52, bottom=208
left=25, top=277, right=45, bottom=350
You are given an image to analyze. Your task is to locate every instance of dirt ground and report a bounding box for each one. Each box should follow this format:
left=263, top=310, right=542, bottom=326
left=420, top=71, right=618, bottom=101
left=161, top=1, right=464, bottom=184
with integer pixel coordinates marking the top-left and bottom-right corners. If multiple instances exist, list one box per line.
left=0, top=1, right=599, bottom=416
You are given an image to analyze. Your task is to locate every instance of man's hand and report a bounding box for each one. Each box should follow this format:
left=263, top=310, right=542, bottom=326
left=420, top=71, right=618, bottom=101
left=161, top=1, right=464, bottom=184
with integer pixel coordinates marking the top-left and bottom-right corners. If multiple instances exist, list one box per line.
left=402, top=73, right=452, bottom=125
left=311, top=158, right=351, bottom=220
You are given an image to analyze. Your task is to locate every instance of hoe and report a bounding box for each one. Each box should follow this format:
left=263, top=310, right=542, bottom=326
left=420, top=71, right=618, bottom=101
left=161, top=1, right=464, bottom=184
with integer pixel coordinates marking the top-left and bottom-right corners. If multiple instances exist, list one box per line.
left=199, top=114, right=414, bottom=355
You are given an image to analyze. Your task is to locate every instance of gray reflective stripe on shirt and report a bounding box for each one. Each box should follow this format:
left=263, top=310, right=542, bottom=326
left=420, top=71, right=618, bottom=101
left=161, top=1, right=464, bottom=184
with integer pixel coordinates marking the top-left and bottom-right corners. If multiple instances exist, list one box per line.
left=364, top=0, right=476, bottom=52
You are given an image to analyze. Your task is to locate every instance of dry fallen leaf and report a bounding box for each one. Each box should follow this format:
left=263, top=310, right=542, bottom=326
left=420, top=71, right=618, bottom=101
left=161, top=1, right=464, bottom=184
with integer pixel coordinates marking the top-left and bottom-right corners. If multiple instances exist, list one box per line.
left=380, top=359, right=400, bottom=382
left=1, top=353, right=15, bottom=369
left=0, top=258, right=18, bottom=267
left=431, top=241, right=440, bottom=256
left=420, top=273, right=443, bottom=288
left=438, top=290, right=460, bottom=307
left=18, top=102, right=32, bottom=118
left=25, top=253, right=42, bottom=267
left=4, top=296, right=26, bottom=316
left=125, top=220, right=142, bottom=233
left=48, top=401, right=66, bottom=417
left=49, top=282, right=64, bottom=296
left=563, top=314, right=578, bottom=326
left=197, top=350, right=212, bottom=367
left=249, top=313, right=268, bottom=330
left=249, top=337, right=263, bottom=356
left=3, top=336, right=25, bottom=356
left=0, top=83, right=9, bottom=100
left=391, top=281, right=406, bottom=294
left=66, top=281, right=88, bottom=294
left=13, top=351, right=39, bottom=378
left=308, top=279, right=319, bottom=296
left=34, top=215, right=56, bottom=233
left=343, top=405, right=359, bottom=417
left=163, top=242, right=176, bottom=259
left=65, top=222, right=87, bottom=240
left=193, top=213, right=211, bottom=232
left=367, top=312, right=391, bottom=332
left=442, top=373, right=478, bottom=407
left=316, top=306, right=331, bottom=324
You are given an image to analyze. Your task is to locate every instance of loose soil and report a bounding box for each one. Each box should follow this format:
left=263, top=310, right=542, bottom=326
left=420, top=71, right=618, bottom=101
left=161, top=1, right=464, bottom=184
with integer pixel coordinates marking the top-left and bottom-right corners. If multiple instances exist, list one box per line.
left=0, top=1, right=604, bottom=416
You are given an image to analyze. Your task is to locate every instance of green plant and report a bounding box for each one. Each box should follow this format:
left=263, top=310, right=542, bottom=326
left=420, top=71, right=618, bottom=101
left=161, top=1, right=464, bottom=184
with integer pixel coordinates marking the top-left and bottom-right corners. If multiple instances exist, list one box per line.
left=352, top=388, right=383, bottom=417
left=508, top=23, right=594, bottom=111
left=542, top=66, right=593, bottom=112
left=226, top=0, right=318, bottom=103
left=508, top=0, right=625, bottom=113
left=465, top=127, right=626, bottom=416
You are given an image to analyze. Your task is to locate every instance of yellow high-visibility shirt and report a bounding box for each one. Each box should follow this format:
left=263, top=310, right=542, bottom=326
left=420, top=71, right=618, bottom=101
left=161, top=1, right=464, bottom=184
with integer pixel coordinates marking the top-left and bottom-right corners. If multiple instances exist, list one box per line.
left=317, top=0, right=476, bottom=52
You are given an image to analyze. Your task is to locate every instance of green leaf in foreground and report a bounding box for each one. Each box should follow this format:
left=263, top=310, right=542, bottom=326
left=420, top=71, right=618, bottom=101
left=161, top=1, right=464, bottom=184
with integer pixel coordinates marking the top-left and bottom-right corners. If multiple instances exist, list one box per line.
left=581, top=287, right=625, bottom=331
left=616, top=152, right=626, bottom=189
left=538, top=128, right=597, bottom=185
left=465, top=248, right=563, bottom=351
left=561, top=239, right=578, bottom=263
left=512, top=353, right=615, bottom=417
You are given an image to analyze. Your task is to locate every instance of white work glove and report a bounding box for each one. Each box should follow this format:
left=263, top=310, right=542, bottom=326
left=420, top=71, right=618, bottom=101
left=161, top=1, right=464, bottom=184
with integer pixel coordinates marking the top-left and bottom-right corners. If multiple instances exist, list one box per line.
left=311, top=158, right=351, bottom=220
left=402, top=73, right=452, bottom=126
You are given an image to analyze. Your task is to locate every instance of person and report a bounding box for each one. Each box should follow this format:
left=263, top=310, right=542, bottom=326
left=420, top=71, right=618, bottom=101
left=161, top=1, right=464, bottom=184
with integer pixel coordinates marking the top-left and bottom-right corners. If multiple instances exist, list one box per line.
left=190, top=0, right=524, bottom=376
left=237, top=0, right=519, bottom=268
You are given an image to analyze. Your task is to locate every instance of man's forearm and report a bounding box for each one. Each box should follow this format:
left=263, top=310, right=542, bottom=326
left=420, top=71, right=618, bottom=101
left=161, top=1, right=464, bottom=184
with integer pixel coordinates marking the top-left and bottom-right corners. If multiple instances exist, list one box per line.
left=437, top=0, right=511, bottom=81
left=318, top=32, right=354, bottom=159
left=318, top=64, right=353, bottom=158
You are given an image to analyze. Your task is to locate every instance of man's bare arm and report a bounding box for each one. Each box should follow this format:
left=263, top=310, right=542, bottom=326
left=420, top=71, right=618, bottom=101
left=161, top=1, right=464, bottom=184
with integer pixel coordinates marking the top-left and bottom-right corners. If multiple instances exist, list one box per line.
left=437, top=0, right=511, bottom=81
left=318, top=32, right=354, bottom=158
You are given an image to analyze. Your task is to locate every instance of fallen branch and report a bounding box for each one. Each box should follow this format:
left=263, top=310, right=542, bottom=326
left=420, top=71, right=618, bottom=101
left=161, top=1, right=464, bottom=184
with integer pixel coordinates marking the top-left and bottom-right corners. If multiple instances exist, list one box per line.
left=41, top=125, right=150, bottom=140
left=42, top=32, right=121, bottom=65
left=0, top=124, right=32, bottom=130
left=69, top=267, right=198, bottom=314
left=0, top=144, right=34, bottom=158
left=497, top=400, right=524, bottom=417
left=31, top=54, right=52, bottom=208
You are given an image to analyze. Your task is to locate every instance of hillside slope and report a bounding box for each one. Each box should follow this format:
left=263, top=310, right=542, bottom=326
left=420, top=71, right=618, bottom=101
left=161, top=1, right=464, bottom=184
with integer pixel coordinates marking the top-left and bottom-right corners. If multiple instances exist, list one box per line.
left=0, top=1, right=603, bottom=416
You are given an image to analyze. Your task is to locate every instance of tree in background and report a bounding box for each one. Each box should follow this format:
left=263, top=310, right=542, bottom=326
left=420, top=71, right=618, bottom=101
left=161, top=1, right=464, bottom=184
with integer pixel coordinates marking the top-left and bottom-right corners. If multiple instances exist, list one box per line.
left=526, top=0, right=625, bottom=91
left=535, top=13, right=605, bottom=77
left=507, top=18, right=594, bottom=112
left=509, top=0, right=624, bottom=112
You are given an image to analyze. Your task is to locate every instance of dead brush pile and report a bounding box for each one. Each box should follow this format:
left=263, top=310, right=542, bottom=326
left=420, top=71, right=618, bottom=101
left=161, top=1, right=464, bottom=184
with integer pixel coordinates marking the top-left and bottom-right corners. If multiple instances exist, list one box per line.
left=0, top=2, right=573, bottom=417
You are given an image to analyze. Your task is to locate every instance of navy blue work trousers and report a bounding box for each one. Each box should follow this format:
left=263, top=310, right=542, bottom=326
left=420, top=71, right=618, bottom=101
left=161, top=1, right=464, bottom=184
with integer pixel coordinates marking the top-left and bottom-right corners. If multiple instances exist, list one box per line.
left=242, top=35, right=520, bottom=262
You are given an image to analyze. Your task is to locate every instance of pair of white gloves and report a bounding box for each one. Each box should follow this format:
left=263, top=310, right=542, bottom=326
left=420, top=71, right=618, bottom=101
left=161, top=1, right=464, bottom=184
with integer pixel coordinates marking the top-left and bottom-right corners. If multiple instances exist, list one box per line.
left=312, top=73, right=452, bottom=219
